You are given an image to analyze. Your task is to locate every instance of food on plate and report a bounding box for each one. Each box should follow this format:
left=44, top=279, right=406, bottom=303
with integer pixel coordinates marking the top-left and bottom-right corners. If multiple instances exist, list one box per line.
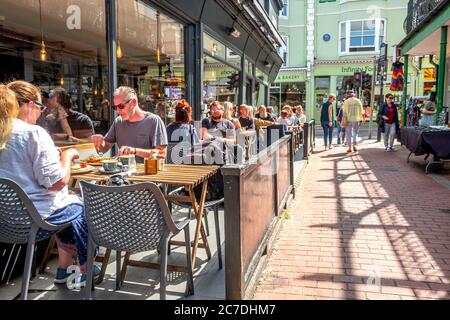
left=70, top=163, right=87, bottom=171
left=84, top=157, right=113, bottom=165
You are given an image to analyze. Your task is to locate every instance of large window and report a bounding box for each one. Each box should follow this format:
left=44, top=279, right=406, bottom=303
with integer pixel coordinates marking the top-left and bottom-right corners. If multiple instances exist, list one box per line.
left=0, top=0, right=109, bottom=133
left=203, top=55, right=240, bottom=116
left=279, top=0, right=288, bottom=18
left=202, top=33, right=241, bottom=116
left=279, top=36, right=289, bottom=67
left=270, top=82, right=305, bottom=113
left=117, top=1, right=184, bottom=126
left=339, top=19, right=385, bottom=54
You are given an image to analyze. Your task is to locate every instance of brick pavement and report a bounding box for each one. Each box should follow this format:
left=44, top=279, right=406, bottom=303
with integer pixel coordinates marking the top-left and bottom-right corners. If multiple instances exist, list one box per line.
left=253, top=139, right=450, bottom=300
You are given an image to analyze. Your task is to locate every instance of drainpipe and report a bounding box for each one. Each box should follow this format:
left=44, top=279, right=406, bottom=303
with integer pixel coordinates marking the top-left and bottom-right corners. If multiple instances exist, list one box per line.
left=436, top=26, right=448, bottom=124
left=402, top=55, right=409, bottom=127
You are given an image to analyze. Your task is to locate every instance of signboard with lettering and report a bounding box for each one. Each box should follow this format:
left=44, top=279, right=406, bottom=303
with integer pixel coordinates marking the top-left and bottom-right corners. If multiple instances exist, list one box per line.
left=274, top=72, right=306, bottom=83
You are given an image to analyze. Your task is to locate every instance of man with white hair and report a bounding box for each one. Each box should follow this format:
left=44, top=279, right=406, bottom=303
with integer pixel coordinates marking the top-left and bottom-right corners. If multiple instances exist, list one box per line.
left=91, top=86, right=168, bottom=162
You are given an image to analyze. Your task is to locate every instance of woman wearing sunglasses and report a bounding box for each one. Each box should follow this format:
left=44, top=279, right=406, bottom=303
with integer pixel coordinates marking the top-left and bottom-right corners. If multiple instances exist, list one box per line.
left=0, top=80, right=97, bottom=286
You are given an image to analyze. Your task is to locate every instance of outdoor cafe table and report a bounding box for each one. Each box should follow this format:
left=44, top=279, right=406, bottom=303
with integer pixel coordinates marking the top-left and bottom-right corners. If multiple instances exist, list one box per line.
left=70, top=163, right=220, bottom=270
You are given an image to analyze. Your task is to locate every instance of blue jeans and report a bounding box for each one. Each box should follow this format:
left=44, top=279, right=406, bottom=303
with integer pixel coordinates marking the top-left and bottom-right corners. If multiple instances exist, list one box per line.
left=346, top=121, right=359, bottom=147
left=321, top=121, right=333, bottom=146
left=37, top=204, right=90, bottom=267
left=336, top=122, right=345, bottom=143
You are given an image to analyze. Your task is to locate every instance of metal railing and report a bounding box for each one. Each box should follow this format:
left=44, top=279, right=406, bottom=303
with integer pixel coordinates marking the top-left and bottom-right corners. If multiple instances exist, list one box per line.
left=303, top=120, right=316, bottom=160
left=404, top=0, right=446, bottom=35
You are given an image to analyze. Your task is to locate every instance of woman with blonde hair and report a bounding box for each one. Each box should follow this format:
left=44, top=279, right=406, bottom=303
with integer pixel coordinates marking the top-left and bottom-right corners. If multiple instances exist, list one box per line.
left=223, top=101, right=240, bottom=129
left=0, top=81, right=98, bottom=287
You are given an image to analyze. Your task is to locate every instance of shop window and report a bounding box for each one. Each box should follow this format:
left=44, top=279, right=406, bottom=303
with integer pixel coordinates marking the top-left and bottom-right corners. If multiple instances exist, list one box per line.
left=203, top=54, right=240, bottom=117
left=0, top=0, right=109, bottom=134
left=270, top=82, right=306, bottom=112
left=315, top=77, right=330, bottom=90
left=339, top=19, right=385, bottom=54
left=117, top=1, right=185, bottom=126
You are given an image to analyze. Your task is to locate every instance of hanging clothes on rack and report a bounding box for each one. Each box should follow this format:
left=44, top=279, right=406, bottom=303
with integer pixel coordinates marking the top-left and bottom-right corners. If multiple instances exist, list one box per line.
left=406, top=96, right=427, bottom=126
left=390, top=61, right=404, bottom=91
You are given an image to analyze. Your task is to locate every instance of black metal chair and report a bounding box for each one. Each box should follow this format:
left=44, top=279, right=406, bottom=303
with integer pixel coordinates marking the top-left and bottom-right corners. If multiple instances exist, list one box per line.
left=0, top=178, right=71, bottom=300
left=79, top=180, right=194, bottom=300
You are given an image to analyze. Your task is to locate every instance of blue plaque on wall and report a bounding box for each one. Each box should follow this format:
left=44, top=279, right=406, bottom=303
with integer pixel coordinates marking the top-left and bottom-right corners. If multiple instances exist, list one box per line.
left=323, top=34, right=331, bottom=42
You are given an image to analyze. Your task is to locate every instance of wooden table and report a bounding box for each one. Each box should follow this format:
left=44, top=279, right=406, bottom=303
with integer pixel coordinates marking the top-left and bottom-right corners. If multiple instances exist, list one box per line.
left=70, top=163, right=219, bottom=271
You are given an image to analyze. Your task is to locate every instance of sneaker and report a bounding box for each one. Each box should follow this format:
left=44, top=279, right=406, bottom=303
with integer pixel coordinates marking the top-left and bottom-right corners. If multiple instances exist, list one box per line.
left=389, top=146, right=398, bottom=152
left=54, top=267, right=70, bottom=284
left=353, top=145, right=357, bottom=152
left=76, top=264, right=102, bottom=288
left=384, top=146, right=389, bottom=152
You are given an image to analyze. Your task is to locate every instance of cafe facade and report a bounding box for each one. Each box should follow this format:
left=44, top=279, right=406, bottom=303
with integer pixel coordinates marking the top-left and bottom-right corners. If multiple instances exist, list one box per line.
left=0, top=0, right=284, bottom=126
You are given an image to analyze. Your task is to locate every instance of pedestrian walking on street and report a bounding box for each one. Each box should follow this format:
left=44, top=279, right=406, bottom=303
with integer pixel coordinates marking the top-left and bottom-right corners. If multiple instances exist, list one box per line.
left=342, top=90, right=364, bottom=153
left=378, top=93, right=400, bottom=152
left=335, top=99, right=346, bottom=145
left=320, top=94, right=336, bottom=150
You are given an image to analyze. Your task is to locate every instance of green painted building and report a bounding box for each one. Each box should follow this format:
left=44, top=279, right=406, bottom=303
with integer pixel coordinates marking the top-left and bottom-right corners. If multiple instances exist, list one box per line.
left=272, top=0, right=432, bottom=121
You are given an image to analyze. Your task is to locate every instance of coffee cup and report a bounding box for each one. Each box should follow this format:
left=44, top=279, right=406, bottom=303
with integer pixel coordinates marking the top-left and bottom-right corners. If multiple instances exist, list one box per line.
left=102, top=159, right=119, bottom=172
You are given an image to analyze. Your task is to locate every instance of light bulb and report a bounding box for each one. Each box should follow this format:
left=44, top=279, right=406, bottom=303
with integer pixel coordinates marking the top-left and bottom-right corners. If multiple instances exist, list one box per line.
left=60, top=77, right=64, bottom=86
left=93, top=88, right=97, bottom=95
left=116, top=40, right=123, bottom=59
left=40, top=40, right=47, bottom=61
left=156, top=47, right=160, bottom=64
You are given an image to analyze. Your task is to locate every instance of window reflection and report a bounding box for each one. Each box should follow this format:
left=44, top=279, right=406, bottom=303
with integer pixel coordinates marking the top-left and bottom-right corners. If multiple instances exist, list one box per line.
left=117, top=0, right=185, bottom=126
left=0, top=0, right=109, bottom=136
left=203, top=54, right=240, bottom=117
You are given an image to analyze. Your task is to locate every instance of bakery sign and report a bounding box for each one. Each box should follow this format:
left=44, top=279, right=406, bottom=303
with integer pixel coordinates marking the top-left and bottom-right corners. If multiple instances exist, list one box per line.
left=275, top=73, right=306, bottom=82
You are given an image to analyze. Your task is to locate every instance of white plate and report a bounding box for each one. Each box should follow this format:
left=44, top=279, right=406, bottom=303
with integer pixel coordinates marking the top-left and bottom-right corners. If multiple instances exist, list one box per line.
left=71, top=165, right=95, bottom=174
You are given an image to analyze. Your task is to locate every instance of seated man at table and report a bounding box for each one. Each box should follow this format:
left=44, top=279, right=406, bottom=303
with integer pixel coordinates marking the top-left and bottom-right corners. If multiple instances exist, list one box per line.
left=49, top=87, right=95, bottom=140
left=200, top=101, right=242, bottom=164
left=91, top=86, right=168, bottom=162
left=200, top=101, right=236, bottom=143
left=238, top=104, right=255, bottom=130
left=255, top=105, right=275, bottom=122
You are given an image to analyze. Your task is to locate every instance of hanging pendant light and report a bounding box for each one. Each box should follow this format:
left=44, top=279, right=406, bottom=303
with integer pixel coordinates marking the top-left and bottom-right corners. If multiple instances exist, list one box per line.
left=38, top=0, right=47, bottom=61
left=156, top=11, right=161, bottom=64
left=60, top=76, right=64, bottom=86
left=116, top=40, right=123, bottom=59
left=40, top=40, right=47, bottom=61
left=116, top=1, right=123, bottom=59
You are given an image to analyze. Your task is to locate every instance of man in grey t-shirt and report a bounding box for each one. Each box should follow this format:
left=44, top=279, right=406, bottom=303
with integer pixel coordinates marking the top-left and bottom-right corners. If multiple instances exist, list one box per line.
left=91, top=86, right=168, bottom=162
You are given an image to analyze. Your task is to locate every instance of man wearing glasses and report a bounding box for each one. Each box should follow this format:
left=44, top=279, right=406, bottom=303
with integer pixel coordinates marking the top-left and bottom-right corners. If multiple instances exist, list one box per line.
left=378, top=93, right=399, bottom=152
left=91, top=86, right=168, bottom=161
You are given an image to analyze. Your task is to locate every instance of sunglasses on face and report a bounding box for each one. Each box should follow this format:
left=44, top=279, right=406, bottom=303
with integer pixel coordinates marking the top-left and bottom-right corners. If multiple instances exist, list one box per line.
left=113, top=98, right=133, bottom=110
left=31, top=100, right=47, bottom=113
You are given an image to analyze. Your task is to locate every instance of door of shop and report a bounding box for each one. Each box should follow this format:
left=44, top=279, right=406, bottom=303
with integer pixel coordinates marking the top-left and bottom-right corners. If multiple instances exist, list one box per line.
left=314, top=90, right=329, bottom=121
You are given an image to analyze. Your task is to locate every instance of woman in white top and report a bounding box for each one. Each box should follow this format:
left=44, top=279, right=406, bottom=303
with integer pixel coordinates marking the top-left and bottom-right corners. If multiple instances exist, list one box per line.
left=0, top=81, right=97, bottom=286
left=419, top=92, right=437, bottom=126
